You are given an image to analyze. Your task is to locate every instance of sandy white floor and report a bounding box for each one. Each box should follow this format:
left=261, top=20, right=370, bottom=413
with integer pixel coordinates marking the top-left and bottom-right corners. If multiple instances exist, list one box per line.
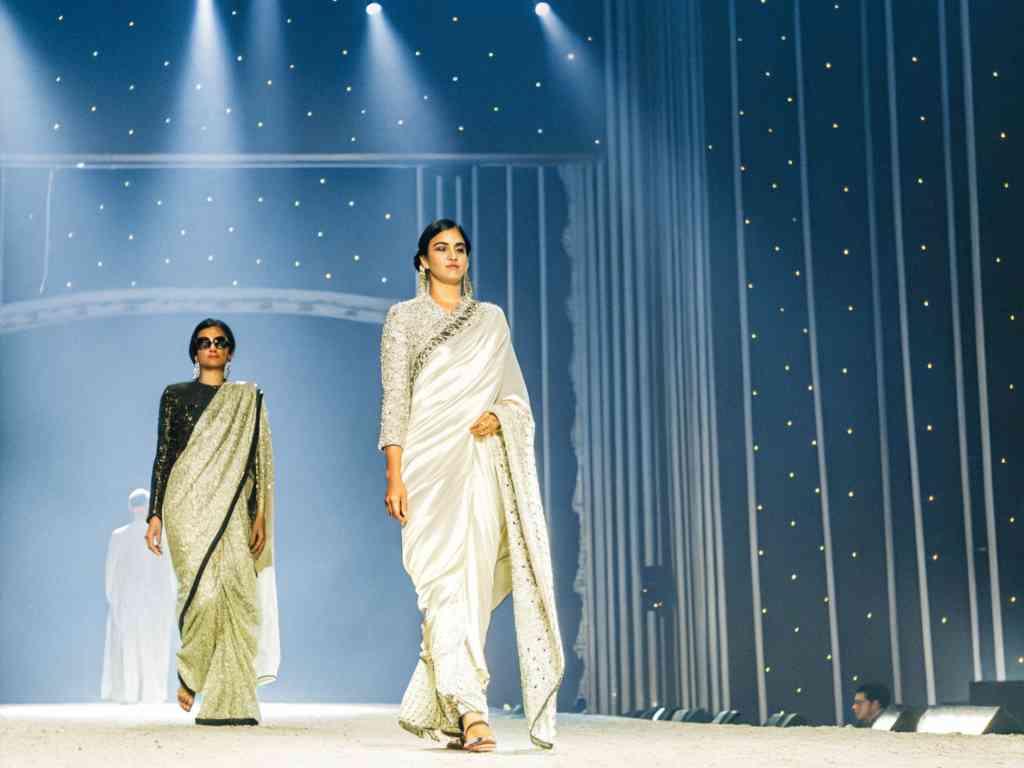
left=2, top=703, right=1023, bottom=768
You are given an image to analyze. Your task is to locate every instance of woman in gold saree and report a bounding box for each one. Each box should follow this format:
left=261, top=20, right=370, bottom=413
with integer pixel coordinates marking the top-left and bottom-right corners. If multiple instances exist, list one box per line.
left=144, top=319, right=279, bottom=725
left=380, top=220, right=564, bottom=752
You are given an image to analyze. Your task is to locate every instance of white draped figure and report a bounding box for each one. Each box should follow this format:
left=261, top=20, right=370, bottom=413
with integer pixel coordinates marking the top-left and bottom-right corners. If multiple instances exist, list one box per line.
left=379, top=229, right=564, bottom=751
left=101, top=489, right=175, bottom=703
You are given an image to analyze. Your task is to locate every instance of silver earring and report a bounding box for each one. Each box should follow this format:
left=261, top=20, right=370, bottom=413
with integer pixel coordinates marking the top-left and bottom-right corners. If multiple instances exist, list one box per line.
left=417, top=266, right=429, bottom=297
left=462, top=272, right=474, bottom=298
left=193, top=361, right=200, bottom=379
left=225, top=361, right=232, bottom=380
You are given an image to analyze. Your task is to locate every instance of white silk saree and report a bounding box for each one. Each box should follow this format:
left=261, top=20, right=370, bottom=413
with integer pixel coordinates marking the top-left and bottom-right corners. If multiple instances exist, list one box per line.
left=379, top=295, right=564, bottom=749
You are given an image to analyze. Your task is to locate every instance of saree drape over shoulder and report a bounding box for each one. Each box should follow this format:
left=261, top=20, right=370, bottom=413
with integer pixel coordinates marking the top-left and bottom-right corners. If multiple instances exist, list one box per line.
left=154, top=381, right=279, bottom=725
left=379, top=295, right=564, bottom=749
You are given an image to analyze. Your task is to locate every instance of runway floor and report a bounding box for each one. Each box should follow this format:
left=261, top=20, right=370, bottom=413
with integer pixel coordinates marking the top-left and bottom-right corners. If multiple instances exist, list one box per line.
left=2, top=703, right=1023, bottom=767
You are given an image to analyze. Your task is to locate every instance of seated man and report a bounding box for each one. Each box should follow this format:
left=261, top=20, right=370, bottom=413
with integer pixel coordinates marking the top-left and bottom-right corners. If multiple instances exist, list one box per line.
left=851, top=683, right=891, bottom=727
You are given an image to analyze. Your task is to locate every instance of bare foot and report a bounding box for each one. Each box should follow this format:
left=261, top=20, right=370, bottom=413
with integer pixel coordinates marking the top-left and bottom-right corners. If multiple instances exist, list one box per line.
left=177, top=686, right=194, bottom=712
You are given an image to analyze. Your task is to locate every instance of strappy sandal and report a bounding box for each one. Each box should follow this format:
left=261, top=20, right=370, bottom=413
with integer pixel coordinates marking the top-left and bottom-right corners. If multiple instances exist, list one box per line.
left=461, top=720, right=497, bottom=753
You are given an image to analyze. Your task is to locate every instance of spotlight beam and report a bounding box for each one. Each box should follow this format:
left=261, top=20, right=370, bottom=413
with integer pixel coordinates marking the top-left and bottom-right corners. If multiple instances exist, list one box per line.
left=535, top=4, right=602, bottom=131
left=361, top=7, right=442, bottom=150
left=176, top=0, right=240, bottom=148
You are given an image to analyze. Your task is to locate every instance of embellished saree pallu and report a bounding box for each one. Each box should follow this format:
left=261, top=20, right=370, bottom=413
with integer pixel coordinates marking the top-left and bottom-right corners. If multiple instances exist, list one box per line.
left=379, top=295, right=564, bottom=749
left=163, top=382, right=279, bottom=725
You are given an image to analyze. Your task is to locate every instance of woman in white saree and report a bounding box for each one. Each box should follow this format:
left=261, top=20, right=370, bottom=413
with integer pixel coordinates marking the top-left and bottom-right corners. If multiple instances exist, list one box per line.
left=380, top=220, right=564, bottom=752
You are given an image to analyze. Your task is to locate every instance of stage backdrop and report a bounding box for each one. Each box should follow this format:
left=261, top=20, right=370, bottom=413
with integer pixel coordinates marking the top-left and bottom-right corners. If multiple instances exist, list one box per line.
left=569, top=0, right=1023, bottom=726
left=2, top=0, right=1021, bottom=728
left=0, top=0, right=599, bottom=707
left=0, top=160, right=583, bottom=708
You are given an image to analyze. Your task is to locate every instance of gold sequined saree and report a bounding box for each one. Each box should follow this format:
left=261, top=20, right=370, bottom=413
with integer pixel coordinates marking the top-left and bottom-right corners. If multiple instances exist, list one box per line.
left=380, top=297, right=564, bottom=749
left=163, top=382, right=279, bottom=725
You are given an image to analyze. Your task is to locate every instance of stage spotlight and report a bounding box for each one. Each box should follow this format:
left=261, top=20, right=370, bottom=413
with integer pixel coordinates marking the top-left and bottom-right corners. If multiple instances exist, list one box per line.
left=670, top=708, right=713, bottom=723
left=711, top=709, right=743, bottom=725
left=535, top=2, right=552, bottom=15
left=361, top=0, right=441, bottom=149
left=763, top=711, right=809, bottom=727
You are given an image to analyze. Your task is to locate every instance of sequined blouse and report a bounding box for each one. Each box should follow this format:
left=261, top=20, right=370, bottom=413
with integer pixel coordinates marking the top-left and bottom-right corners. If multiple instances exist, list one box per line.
left=147, top=381, right=222, bottom=522
left=378, top=293, right=484, bottom=450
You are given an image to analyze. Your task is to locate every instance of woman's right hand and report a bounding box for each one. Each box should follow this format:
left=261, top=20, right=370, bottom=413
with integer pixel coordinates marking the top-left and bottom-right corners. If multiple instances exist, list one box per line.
left=385, top=476, right=409, bottom=526
left=145, top=517, right=163, bottom=556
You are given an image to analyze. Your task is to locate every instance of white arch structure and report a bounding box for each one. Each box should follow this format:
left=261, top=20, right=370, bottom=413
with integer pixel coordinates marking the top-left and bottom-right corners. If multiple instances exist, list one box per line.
left=0, top=152, right=590, bottom=334
left=0, top=287, right=391, bottom=335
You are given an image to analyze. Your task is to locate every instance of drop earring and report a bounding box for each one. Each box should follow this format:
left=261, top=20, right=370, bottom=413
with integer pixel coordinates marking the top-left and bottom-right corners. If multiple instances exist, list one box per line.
left=193, top=361, right=200, bottom=380
left=417, top=266, right=429, bottom=297
left=225, top=360, right=232, bottom=380
left=462, top=272, right=474, bottom=298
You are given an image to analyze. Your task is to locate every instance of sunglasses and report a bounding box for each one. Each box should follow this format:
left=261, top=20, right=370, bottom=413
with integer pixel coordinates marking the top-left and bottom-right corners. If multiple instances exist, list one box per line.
left=195, top=336, right=230, bottom=350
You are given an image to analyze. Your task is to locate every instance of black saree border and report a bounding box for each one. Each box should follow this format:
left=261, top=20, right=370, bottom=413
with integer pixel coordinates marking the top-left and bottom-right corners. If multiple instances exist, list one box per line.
left=177, top=388, right=263, bottom=641
left=196, top=717, right=259, bottom=726
left=409, top=299, right=481, bottom=383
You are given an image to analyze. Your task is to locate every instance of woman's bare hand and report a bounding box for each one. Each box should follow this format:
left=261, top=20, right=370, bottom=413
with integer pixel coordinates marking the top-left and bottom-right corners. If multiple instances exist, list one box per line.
left=250, top=514, right=267, bottom=557
left=385, top=476, right=409, bottom=526
left=145, top=517, right=163, bottom=556
left=470, top=411, right=501, bottom=438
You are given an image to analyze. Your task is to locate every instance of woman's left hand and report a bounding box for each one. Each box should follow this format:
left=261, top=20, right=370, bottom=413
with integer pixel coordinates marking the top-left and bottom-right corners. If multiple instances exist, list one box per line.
left=470, top=411, right=501, bottom=438
left=250, top=515, right=267, bottom=557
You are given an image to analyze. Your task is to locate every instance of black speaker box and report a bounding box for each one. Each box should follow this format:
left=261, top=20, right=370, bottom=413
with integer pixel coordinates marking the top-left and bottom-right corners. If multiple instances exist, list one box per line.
left=970, top=681, right=1024, bottom=723
left=871, top=706, right=923, bottom=732
left=711, top=709, right=742, bottom=725
left=670, top=707, right=713, bottom=723
left=915, top=704, right=1024, bottom=735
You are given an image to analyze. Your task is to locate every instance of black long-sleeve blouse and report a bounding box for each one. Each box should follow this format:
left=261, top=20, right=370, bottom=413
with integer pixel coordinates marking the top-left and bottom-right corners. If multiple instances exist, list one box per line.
left=147, top=381, right=221, bottom=522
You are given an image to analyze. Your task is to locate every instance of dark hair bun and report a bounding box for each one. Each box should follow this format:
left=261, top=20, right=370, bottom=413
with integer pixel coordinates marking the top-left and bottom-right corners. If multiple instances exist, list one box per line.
left=413, top=219, right=472, bottom=271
